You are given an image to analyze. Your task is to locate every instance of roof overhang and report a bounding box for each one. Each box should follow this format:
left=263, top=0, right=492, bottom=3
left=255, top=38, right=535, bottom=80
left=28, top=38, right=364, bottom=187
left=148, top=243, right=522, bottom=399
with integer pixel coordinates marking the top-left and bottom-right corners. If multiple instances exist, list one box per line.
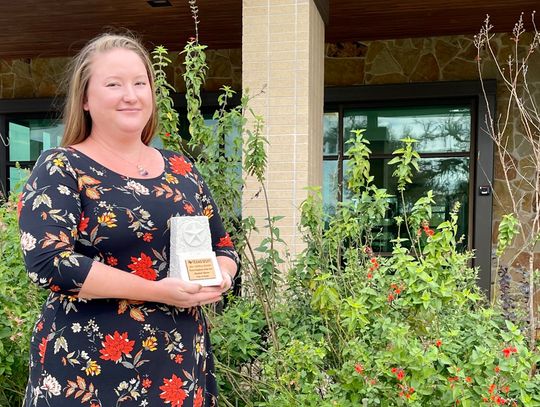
left=0, top=0, right=537, bottom=59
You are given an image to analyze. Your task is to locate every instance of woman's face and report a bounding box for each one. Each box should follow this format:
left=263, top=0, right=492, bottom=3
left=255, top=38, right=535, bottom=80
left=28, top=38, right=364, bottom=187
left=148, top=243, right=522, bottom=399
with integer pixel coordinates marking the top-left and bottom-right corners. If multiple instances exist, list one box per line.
left=83, top=48, right=152, bottom=138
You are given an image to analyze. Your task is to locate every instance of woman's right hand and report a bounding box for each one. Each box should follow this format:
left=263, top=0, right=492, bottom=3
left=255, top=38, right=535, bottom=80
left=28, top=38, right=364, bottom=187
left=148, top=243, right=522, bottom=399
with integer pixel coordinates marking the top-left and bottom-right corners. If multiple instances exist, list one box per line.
left=153, top=277, right=223, bottom=308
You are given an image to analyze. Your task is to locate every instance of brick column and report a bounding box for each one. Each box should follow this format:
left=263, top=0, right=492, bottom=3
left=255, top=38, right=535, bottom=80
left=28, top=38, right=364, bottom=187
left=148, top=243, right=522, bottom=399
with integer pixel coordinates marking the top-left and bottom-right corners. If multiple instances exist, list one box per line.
left=242, top=0, right=325, bottom=259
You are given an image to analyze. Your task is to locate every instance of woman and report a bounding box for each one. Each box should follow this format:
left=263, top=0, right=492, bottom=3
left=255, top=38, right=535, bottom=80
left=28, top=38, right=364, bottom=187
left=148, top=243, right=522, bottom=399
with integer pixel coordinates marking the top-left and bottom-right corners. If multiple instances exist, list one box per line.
left=18, top=33, right=238, bottom=406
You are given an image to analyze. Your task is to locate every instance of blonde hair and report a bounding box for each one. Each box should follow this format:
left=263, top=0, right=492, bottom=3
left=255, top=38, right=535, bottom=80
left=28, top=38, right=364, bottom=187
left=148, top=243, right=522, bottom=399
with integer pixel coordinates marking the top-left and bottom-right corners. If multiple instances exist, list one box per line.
left=61, top=33, right=158, bottom=146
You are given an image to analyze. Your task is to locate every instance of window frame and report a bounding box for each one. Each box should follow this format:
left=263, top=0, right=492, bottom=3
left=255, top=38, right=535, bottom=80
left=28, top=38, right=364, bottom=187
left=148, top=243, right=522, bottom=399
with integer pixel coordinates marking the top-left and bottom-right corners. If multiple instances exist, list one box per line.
left=324, top=80, right=496, bottom=295
left=0, top=92, right=241, bottom=195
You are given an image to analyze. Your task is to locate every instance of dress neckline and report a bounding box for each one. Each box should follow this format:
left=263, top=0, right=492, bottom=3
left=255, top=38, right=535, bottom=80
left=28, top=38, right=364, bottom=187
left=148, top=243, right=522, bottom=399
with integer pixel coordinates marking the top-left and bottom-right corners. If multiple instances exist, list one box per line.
left=66, top=146, right=168, bottom=181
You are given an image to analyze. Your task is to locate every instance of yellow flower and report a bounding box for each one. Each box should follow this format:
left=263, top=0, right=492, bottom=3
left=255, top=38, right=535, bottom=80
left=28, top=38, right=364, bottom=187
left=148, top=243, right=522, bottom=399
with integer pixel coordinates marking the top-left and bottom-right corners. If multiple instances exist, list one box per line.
left=85, top=360, right=101, bottom=376
left=142, top=336, right=157, bottom=351
left=202, top=205, right=214, bottom=219
left=195, top=342, right=202, bottom=354
left=53, top=158, right=64, bottom=167
left=60, top=251, right=71, bottom=258
left=164, top=173, right=178, bottom=184
left=97, top=212, right=117, bottom=228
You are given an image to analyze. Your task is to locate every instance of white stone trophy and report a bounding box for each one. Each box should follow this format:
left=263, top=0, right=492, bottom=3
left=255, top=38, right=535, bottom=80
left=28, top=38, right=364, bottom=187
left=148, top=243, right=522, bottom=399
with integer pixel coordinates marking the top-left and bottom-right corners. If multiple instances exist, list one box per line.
left=169, top=216, right=222, bottom=286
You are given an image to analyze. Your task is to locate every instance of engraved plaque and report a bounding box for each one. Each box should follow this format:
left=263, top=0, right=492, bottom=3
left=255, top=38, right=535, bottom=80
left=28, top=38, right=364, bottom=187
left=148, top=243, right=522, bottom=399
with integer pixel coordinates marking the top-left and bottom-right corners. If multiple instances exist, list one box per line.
left=169, top=216, right=222, bottom=286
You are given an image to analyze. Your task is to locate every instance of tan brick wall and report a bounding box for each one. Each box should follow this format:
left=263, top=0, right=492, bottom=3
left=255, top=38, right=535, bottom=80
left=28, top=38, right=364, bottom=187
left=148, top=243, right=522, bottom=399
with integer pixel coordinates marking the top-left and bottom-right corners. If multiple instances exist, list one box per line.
left=242, top=0, right=324, bottom=260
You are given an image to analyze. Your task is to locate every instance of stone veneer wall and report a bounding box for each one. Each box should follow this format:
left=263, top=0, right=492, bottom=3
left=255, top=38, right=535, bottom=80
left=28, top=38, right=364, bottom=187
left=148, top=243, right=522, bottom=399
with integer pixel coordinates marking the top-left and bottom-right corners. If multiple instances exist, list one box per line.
left=0, top=48, right=241, bottom=99
left=325, top=33, right=540, bottom=311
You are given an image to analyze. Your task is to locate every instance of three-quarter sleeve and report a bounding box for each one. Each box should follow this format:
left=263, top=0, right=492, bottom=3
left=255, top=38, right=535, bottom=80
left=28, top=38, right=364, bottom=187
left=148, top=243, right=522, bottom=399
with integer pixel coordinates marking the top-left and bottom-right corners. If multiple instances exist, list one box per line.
left=18, top=149, right=94, bottom=295
left=192, top=164, right=240, bottom=268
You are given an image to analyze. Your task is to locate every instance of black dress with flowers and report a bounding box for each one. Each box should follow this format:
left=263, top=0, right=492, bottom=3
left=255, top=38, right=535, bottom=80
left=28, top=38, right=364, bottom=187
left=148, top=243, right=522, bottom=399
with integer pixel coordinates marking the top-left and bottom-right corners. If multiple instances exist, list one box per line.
left=18, top=147, right=238, bottom=407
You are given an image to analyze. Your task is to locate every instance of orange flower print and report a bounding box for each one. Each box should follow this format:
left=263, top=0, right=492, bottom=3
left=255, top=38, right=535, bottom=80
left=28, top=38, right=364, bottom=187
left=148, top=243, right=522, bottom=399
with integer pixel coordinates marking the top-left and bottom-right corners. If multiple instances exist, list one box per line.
left=159, top=374, right=188, bottom=407
left=217, top=233, right=233, bottom=248
left=142, top=232, right=153, bottom=242
left=174, top=354, right=184, bottom=364
left=128, top=252, right=157, bottom=281
left=99, top=331, right=135, bottom=362
left=39, top=337, right=48, bottom=364
left=97, top=211, right=117, bottom=228
left=78, top=212, right=89, bottom=233
left=193, top=387, right=204, bottom=407
left=142, top=378, right=152, bottom=389
left=202, top=205, right=214, bottom=219
left=169, top=155, right=192, bottom=176
left=183, top=203, right=194, bottom=214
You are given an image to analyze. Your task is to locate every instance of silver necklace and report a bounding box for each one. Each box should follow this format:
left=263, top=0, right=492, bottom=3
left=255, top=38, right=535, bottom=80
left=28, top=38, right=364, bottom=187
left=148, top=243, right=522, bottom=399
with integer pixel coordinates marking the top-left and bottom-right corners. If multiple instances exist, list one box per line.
left=91, top=137, right=149, bottom=177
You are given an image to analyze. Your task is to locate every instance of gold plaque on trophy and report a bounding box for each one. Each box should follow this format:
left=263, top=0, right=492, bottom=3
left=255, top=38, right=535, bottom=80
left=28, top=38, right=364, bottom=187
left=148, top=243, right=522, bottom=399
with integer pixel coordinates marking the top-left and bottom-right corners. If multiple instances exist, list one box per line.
left=185, top=258, right=217, bottom=280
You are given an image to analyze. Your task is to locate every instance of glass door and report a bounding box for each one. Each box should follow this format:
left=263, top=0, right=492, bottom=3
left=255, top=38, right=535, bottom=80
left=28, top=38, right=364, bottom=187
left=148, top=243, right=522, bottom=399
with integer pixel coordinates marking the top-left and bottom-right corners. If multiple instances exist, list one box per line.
left=5, top=114, right=64, bottom=192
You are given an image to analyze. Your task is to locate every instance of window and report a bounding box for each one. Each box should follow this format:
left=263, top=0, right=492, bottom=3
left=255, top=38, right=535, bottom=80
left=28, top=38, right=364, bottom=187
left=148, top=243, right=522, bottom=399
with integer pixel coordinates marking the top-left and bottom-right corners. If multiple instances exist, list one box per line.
left=323, top=81, right=496, bottom=294
left=1, top=93, right=242, bottom=195
left=0, top=99, right=63, bottom=196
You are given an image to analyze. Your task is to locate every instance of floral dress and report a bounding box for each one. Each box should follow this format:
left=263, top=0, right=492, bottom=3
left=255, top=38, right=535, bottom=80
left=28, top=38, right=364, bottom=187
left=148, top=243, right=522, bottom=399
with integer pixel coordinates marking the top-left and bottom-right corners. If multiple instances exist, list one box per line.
left=18, top=147, right=238, bottom=407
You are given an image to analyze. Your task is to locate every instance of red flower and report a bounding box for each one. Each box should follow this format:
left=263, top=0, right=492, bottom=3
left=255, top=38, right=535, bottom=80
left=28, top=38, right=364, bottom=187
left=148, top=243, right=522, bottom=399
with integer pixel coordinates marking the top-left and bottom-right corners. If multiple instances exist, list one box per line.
left=425, top=228, right=435, bottom=237
left=502, top=385, right=510, bottom=393
left=107, top=256, right=118, bottom=266
left=159, top=374, right=188, bottom=407
left=99, top=331, right=135, bottom=362
left=217, top=233, right=233, bottom=248
left=142, top=378, right=152, bottom=388
left=193, top=387, right=204, bottom=407
left=128, top=252, right=157, bottom=281
left=142, top=233, right=153, bottom=242
left=502, top=346, right=517, bottom=358
left=183, top=203, right=195, bottom=214
left=174, top=354, right=184, bottom=364
left=367, top=272, right=373, bottom=279
left=369, top=257, right=379, bottom=271
left=165, top=132, right=171, bottom=138
left=436, top=339, right=442, bottom=347
left=388, top=293, right=395, bottom=302
left=78, top=212, right=89, bottom=233
left=169, top=155, right=192, bottom=176
left=488, top=383, right=496, bottom=395
left=391, top=367, right=405, bottom=381
left=494, top=365, right=501, bottom=373
left=465, top=376, right=472, bottom=383
left=354, top=363, right=364, bottom=374
left=38, top=337, right=47, bottom=364
left=17, top=193, right=24, bottom=218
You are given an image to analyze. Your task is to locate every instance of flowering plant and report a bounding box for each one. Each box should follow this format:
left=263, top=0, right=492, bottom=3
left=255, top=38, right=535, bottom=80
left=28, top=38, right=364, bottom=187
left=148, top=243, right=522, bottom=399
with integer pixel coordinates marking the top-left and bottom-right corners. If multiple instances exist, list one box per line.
left=209, top=131, right=540, bottom=406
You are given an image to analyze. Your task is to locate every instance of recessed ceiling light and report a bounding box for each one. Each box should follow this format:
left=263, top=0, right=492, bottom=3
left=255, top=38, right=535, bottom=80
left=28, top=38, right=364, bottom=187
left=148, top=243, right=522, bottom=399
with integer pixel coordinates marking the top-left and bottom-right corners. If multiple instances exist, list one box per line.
left=147, top=0, right=172, bottom=7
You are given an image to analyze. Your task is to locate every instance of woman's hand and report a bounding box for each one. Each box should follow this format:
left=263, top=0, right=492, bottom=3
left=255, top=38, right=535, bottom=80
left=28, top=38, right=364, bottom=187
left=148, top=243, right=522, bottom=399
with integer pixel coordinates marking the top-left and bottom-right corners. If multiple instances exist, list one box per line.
left=153, top=278, right=223, bottom=308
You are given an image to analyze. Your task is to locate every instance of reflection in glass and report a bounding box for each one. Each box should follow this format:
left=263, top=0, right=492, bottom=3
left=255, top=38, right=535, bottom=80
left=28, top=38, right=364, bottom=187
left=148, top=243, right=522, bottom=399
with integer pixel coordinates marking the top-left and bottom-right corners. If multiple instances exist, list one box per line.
left=323, top=160, right=339, bottom=215
left=9, top=166, right=31, bottom=193
left=9, top=119, right=64, bottom=161
left=344, top=106, right=471, bottom=155
left=343, top=157, right=469, bottom=252
left=323, top=113, right=339, bottom=155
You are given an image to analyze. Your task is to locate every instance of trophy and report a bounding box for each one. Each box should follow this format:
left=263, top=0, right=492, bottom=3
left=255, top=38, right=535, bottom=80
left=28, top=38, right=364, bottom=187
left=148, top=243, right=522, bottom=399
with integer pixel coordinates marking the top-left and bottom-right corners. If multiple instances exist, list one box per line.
left=169, top=216, right=223, bottom=286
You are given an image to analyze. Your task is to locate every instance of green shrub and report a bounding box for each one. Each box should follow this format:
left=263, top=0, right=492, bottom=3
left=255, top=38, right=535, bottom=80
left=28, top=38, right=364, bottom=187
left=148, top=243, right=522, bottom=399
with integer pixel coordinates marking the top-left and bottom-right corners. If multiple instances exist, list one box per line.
left=209, top=133, right=540, bottom=407
left=0, top=189, right=46, bottom=406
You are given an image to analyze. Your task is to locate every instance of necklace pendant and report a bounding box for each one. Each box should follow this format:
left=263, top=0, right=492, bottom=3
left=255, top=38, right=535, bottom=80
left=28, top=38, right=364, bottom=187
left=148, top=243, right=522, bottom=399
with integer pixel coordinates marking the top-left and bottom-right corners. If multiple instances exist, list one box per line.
left=137, top=165, right=149, bottom=176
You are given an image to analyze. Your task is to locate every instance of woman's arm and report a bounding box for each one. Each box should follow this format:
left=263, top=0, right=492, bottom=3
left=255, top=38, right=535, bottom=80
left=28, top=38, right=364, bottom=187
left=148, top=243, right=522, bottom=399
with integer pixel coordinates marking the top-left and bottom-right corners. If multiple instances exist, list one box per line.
left=78, top=261, right=223, bottom=307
